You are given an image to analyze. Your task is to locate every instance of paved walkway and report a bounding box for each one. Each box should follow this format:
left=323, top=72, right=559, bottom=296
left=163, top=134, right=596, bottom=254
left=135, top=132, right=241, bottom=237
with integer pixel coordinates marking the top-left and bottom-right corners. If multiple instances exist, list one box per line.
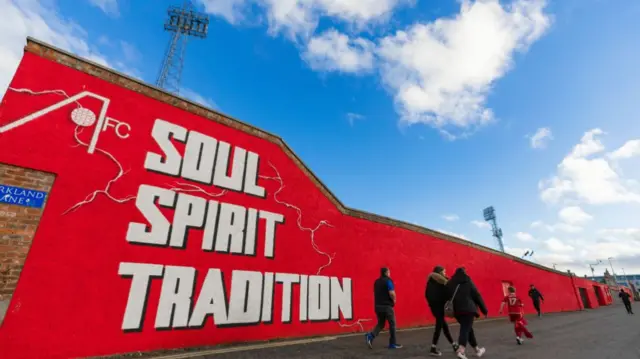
left=154, top=302, right=638, bottom=359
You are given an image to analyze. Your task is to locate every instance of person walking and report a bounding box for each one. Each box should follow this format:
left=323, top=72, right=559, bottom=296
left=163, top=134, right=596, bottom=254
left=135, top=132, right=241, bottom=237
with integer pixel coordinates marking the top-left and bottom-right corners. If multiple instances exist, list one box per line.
left=365, top=267, right=403, bottom=349
left=528, top=284, right=544, bottom=317
left=446, top=267, right=487, bottom=359
left=425, top=266, right=458, bottom=356
left=619, top=289, right=634, bottom=315
left=499, top=286, right=534, bottom=345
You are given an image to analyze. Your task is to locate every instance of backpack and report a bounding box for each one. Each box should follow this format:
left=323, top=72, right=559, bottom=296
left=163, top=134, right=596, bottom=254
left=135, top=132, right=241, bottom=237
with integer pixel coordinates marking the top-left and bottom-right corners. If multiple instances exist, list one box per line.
left=444, top=284, right=460, bottom=318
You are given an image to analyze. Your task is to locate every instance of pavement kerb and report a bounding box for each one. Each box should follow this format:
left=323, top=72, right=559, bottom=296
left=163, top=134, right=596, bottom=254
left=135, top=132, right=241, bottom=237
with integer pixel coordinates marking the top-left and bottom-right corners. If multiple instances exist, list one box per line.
left=149, top=317, right=508, bottom=359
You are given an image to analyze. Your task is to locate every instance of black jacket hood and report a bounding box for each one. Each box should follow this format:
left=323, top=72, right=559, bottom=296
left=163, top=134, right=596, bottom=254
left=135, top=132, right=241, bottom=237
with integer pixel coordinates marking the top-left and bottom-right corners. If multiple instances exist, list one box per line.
left=450, top=269, right=470, bottom=284
left=444, top=269, right=488, bottom=316
left=425, top=271, right=449, bottom=310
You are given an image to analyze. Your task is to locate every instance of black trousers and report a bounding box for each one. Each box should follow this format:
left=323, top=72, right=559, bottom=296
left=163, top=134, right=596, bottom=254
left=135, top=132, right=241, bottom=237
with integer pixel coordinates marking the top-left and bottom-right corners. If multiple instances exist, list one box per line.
left=431, top=308, right=454, bottom=345
left=454, top=314, right=478, bottom=348
left=623, top=300, right=633, bottom=314
left=371, top=305, right=397, bottom=345
left=533, top=300, right=541, bottom=315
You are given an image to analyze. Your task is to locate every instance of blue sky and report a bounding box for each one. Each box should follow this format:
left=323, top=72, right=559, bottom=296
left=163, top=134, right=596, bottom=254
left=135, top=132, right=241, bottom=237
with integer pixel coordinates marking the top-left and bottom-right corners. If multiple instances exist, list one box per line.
left=2, top=0, right=640, bottom=276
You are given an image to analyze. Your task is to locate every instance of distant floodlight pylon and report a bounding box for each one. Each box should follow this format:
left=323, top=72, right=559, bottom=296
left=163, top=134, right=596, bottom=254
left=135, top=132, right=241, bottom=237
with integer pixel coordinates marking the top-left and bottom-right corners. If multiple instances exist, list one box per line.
left=483, top=206, right=505, bottom=253
left=156, top=0, right=209, bottom=95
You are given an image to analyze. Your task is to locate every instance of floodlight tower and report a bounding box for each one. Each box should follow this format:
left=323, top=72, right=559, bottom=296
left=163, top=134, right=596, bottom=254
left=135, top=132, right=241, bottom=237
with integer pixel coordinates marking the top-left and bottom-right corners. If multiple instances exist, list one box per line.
left=608, top=257, right=619, bottom=283
left=156, top=0, right=209, bottom=95
left=589, top=259, right=602, bottom=281
left=483, top=206, right=504, bottom=253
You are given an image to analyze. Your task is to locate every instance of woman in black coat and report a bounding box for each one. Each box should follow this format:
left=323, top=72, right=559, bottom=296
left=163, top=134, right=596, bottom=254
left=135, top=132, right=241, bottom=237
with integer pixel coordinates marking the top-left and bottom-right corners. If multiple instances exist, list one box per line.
left=446, top=267, right=488, bottom=359
left=425, top=265, right=458, bottom=356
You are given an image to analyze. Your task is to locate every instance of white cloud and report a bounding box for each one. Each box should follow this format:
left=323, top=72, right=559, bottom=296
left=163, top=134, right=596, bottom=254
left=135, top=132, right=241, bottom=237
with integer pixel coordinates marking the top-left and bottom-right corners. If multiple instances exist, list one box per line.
left=598, top=227, right=640, bottom=240
left=526, top=132, right=640, bottom=275
left=471, top=220, right=490, bottom=229
left=120, top=41, right=141, bottom=63
left=551, top=222, right=583, bottom=233
left=530, top=220, right=582, bottom=233
left=530, top=251, right=575, bottom=270
left=312, top=0, right=406, bottom=25
left=558, top=206, right=592, bottom=225
left=376, top=0, right=551, bottom=138
left=436, top=228, right=467, bottom=240
left=0, top=0, right=115, bottom=98
left=529, top=127, right=553, bottom=149
left=531, top=229, right=640, bottom=275
left=531, top=220, right=544, bottom=228
left=591, top=237, right=640, bottom=260
left=544, top=237, right=574, bottom=253
left=346, top=112, right=365, bottom=126
left=505, top=246, right=527, bottom=257
left=98, top=35, right=111, bottom=45
left=198, top=0, right=248, bottom=24
left=442, top=214, right=460, bottom=222
left=262, top=0, right=320, bottom=39
left=181, top=88, right=219, bottom=110
left=303, top=29, right=375, bottom=73
left=201, top=0, right=551, bottom=139
left=199, top=0, right=409, bottom=38
left=515, top=232, right=535, bottom=242
left=0, top=0, right=143, bottom=97
left=539, top=129, right=640, bottom=205
left=608, top=139, right=640, bottom=161
left=88, top=0, right=119, bottom=17
left=523, top=211, right=640, bottom=274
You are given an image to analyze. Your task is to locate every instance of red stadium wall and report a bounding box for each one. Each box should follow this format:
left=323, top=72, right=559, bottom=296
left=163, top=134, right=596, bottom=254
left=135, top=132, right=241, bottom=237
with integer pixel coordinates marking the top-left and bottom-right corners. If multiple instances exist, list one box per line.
left=571, top=277, right=612, bottom=309
left=0, top=40, right=608, bottom=359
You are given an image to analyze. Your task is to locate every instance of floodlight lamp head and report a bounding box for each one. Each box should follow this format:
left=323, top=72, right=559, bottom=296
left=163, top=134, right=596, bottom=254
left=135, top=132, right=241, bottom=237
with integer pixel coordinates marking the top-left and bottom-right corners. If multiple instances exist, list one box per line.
left=483, top=206, right=495, bottom=221
left=164, top=6, right=209, bottom=38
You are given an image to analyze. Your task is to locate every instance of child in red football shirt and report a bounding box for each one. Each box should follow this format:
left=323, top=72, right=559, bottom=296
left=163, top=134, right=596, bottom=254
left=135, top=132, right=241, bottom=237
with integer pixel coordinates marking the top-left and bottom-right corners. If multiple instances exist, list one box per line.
left=499, top=286, right=533, bottom=345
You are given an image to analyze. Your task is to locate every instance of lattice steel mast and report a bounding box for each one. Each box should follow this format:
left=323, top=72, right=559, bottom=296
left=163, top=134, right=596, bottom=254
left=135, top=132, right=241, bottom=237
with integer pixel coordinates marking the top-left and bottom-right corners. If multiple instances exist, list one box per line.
left=156, top=0, right=209, bottom=95
left=483, top=206, right=505, bottom=253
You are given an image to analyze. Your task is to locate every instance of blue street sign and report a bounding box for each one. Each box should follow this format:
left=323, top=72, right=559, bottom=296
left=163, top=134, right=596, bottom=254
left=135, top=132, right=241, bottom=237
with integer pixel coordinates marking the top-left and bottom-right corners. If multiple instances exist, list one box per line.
left=0, top=184, right=47, bottom=209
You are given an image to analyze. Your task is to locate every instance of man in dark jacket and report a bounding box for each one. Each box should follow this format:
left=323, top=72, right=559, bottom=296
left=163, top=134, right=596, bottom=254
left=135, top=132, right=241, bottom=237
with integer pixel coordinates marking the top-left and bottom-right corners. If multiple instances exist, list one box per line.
left=619, top=289, right=634, bottom=314
left=425, top=265, right=458, bottom=356
left=528, top=285, right=544, bottom=317
left=365, top=267, right=403, bottom=349
left=446, top=267, right=487, bottom=359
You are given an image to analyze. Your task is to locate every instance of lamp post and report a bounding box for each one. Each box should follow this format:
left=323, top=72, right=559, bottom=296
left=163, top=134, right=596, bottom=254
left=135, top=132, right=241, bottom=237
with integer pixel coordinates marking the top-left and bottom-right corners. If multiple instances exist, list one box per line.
left=589, top=259, right=602, bottom=281
left=521, top=250, right=534, bottom=261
